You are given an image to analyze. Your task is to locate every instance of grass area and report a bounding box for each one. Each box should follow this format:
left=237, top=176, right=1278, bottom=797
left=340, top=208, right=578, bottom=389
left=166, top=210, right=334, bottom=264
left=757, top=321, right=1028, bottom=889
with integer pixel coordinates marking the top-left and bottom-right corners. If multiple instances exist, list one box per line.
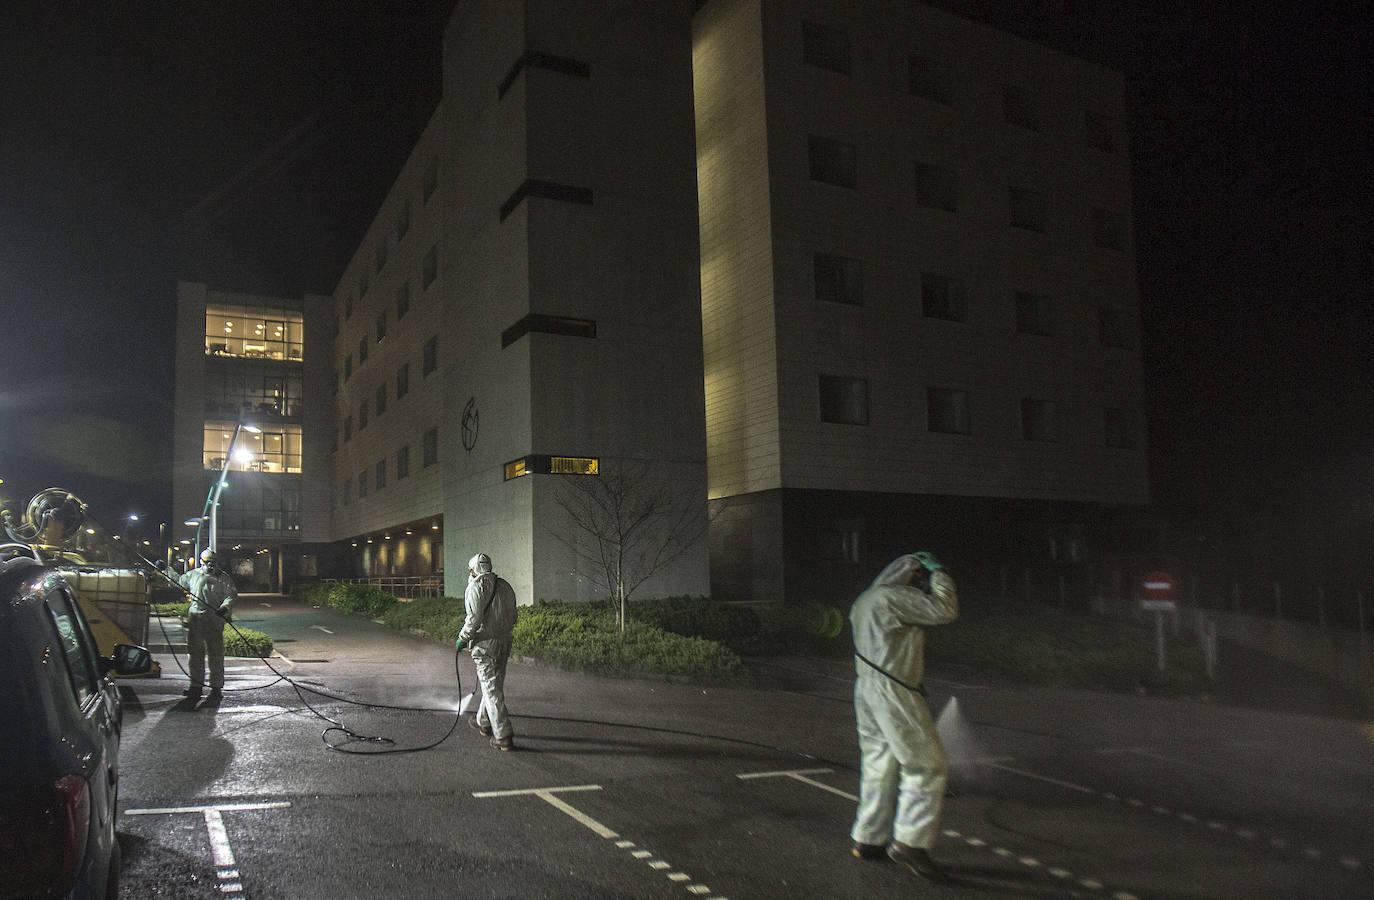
left=224, top=625, right=273, bottom=658
left=151, top=601, right=190, bottom=617
left=926, top=596, right=1209, bottom=694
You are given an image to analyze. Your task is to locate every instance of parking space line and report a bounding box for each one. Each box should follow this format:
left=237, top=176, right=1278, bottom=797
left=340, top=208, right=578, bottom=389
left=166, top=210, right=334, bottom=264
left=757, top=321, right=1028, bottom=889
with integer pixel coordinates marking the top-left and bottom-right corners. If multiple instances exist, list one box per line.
left=744, top=768, right=1136, bottom=898
left=204, top=809, right=244, bottom=894
left=126, top=801, right=292, bottom=815
left=309, top=625, right=333, bottom=634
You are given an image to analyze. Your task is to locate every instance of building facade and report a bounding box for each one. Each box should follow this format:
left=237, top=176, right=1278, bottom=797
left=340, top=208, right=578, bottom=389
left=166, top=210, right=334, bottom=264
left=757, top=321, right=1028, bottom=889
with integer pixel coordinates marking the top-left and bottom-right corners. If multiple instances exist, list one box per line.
left=694, top=0, right=1148, bottom=604
left=174, top=0, right=1148, bottom=607
left=171, top=282, right=332, bottom=590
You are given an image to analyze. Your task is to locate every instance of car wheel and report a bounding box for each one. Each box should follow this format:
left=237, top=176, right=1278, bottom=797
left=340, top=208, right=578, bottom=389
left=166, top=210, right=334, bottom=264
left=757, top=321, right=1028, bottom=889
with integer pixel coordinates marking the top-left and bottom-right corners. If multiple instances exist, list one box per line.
left=105, top=835, right=122, bottom=900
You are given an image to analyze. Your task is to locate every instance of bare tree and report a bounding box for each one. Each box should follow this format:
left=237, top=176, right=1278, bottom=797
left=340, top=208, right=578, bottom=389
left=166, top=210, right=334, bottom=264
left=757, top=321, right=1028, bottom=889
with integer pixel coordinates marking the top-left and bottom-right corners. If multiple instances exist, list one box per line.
left=552, top=458, right=706, bottom=632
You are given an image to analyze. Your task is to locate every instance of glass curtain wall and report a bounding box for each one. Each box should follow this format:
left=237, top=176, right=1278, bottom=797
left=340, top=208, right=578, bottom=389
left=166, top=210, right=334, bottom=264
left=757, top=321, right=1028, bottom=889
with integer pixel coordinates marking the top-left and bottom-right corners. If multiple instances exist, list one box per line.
left=205, top=303, right=304, bottom=360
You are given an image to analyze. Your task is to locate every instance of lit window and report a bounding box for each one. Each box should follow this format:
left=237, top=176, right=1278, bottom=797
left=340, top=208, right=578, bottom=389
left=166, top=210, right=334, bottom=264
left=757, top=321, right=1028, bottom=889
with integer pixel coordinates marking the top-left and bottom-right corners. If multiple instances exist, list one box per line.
left=503, top=456, right=600, bottom=480
left=1021, top=398, right=1058, bottom=442
left=813, top=253, right=862, bottom=306
left=204, top=303, right=303, bottom=361
left=201, top=422, right=303, bottom=473
left=926, top=388, right=970, bottom=434
left=802, top=21, right=850, bottom=74
left=921, top=272, right=964, bottom=322
left=504, top=458, right=528, bottom=480
left=808, top=136, right=856, bottom=189
left=818, top=375, right=868, bottom=425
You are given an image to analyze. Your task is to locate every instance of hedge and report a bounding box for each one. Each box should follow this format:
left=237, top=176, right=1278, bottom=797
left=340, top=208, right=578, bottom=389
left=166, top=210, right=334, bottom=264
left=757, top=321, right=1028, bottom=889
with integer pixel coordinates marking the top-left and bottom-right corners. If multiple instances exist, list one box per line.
left=298, top=582, right=398, bottom=618
left=224, top=625, right=273, bottom=658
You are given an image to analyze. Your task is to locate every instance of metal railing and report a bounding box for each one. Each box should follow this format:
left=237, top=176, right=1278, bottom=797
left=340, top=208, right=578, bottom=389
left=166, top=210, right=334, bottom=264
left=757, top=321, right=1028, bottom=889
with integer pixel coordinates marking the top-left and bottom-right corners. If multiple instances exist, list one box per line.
left=324, top=576, right=446, bottom=600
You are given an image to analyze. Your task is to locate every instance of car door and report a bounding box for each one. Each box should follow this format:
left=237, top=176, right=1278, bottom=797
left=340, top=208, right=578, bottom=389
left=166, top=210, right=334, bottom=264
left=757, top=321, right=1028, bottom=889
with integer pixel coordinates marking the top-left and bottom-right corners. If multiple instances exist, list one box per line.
left=44, top=586, right=118, bottom=862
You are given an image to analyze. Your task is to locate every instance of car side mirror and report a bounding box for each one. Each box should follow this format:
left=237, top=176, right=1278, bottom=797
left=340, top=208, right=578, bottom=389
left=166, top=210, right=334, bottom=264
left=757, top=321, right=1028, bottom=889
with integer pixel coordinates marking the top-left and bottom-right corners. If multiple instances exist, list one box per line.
left=101, top=643, right=153, bottom=676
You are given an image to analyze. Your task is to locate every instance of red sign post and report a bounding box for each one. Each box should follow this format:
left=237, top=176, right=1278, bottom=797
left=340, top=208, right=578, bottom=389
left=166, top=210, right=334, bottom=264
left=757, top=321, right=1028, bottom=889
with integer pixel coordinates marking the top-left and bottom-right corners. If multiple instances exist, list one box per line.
left=1140, top=570, right=1177, bottom=671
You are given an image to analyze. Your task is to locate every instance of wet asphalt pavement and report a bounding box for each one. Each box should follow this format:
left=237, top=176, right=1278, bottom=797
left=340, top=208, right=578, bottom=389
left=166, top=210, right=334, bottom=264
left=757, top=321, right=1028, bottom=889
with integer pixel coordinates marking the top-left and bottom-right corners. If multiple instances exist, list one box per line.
left=114, top=596, right=1374, bottom=899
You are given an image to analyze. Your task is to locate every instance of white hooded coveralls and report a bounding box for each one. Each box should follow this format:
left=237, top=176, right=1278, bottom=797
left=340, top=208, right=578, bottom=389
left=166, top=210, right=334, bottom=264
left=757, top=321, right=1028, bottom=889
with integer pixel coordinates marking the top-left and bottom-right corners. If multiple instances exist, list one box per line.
left=849, top=555, right=958, bottom=848
left=179, top=565, right=237, bottom=690
left=459, top=558, right=518, bottom=740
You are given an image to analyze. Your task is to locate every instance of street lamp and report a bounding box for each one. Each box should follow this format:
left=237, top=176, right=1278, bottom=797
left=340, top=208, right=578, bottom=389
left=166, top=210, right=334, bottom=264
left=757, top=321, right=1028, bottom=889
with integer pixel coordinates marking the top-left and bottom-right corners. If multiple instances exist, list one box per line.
left=203, top=422, right=261, bottom=558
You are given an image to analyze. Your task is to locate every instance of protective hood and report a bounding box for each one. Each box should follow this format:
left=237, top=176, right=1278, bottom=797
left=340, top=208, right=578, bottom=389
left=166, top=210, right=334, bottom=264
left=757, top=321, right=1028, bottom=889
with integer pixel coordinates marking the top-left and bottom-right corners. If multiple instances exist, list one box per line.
left=468, top=553, right=493, bottom=575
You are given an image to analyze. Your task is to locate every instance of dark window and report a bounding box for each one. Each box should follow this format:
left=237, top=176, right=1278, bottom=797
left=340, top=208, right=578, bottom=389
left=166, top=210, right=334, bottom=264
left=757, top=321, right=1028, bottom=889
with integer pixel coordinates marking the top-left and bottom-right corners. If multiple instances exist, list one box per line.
left=397, top=363, right=410, bottom=399
left=1099, top=306, right=1135, bottom=349
left=908, top=54, right=952, bottom=104
left=498, top=50, right=591, bottom=99
left=926, top=387, right=970, bottom=434
left=397, top=282, right=410, bottom=320
left=915, top=163, right=958, bottom=212
left=499, top=179, right=594, bottom=222
left=344, top=355, right=353, bottom=380
left=1092, top=208, right=1125, bottom=251
left=331, top=315, right=339, bottom=340
left=1008, top=186, right=1047, bottom=231
left=375, top=239, right=388, bottom=273
left=360, top=268, right=369, bottom=298
left=423, top=336, right=437, bottom=375
left=1015, top=291, right=1053, bottom=336
left=375, top=383, right=387, bottom=416
left=818, top=375, right=868, bottom=425
left=808, top=136, right=856, bottom=188
left=344, top=294, right=353, bottom=319
left=1104, top=407, right=1134, bottom=448
left=1021, top=398, right=1058, bottom=442
left=813, top=253, right=863, bottom=306
left=344, top=416, right=352, bottom=442
left=1003, top=85, right=1039, bottom=130
left=423, top=158, right=438, bottom=204
left=359, top=399, right=369, bottom=430
left=422, top=245, right=438, bottom=289
left=376, top=310, right=387, bottom=343
left=1086, top=112, right=1119, bottom=154
left=358, top=470, right=369, bottom=498
left=501, top=314, right=597, bottom=348
left=342, top=478, right=351, bottom=506
left=921, top=273, right=964, bottom=321
left=396, top=200, right=411, bottom=240
left=376, top=459, right=387, bottom=490
left=397, top=445, right=410, bottom=479
left=358, top=336, right=368, bottom=364
left=802, top=21, right=850, bottom=74
left=423, top=427, right=438, bottom=467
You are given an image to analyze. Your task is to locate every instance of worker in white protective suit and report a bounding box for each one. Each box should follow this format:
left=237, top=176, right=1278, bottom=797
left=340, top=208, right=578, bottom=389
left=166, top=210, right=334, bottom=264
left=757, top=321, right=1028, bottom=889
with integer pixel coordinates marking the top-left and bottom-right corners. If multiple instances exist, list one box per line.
left=454, top=553, right=519, bottom=751
left=178, top=548, right=237, bottom=702
left=849, top=551, right=958, bottom=882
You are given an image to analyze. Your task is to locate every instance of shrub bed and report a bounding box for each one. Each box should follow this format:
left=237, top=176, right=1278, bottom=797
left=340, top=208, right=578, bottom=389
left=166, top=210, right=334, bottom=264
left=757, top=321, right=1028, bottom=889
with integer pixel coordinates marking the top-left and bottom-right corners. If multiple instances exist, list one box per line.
left=224, top=625, right=273, bottom=658
left=925, top=597, right=1208, bottom=694
left=151, top=601, right=190, bottom=617
left=305, top=582, right=399, bottom=618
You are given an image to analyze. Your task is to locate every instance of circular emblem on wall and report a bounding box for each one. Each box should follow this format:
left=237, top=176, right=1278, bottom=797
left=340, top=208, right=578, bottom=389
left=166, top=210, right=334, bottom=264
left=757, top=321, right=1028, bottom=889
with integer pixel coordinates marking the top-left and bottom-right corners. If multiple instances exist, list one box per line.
left=461, top=397, right=479, bottom=452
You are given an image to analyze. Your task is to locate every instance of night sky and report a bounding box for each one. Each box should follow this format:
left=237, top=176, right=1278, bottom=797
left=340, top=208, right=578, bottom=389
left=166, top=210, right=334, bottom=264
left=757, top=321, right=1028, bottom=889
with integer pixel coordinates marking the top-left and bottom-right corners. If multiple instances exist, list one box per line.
left=2, top=2, right=1370, bottom=566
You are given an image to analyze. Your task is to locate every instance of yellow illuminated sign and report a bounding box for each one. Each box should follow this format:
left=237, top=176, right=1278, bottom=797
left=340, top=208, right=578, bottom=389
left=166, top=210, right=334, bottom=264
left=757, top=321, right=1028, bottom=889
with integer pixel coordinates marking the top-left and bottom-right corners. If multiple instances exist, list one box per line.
left=551, top=457, right=598, bottom=476
left=504, top=459, right=529, bottom=480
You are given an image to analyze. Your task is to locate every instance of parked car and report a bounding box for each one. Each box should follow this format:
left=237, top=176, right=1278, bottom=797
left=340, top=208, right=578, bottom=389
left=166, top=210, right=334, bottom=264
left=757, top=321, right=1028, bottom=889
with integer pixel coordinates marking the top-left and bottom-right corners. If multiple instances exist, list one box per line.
left=0, top=554, right=152, bottom=899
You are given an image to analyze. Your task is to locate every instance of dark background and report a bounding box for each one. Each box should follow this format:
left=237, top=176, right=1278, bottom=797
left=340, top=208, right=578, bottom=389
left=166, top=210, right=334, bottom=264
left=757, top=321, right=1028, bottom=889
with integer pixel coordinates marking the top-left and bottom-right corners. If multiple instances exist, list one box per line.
left=1, top=2, right=1370, bottom=607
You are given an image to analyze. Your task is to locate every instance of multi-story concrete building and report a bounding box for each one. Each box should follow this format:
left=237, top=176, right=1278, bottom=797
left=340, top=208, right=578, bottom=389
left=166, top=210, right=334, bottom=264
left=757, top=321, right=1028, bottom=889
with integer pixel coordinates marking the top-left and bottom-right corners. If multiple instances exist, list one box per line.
left=173, top=0, right=1148, bottom=606
left=327, top=1, right=711, bottom=603
left=170, top=282, right=332, bottom=591
left=694, top=0, right=1148, bottom=603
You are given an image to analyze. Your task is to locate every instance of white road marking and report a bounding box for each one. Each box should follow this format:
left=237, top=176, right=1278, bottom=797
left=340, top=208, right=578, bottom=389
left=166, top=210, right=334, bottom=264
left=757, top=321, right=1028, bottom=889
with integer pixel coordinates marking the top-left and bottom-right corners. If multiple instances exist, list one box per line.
left=982, top=762, right=1096, bottom=794
left=540, top=792, right=619, bottom=840
left=1207, top=821, right=1226, bottom=831
left=993, top=847, right=1013, bottom=857
left=1079, top=878, right=1104, bottom=889
left=1126, top=798, right=1144, bottom=807
left=1303, top=847, right=1322, bottom=860
left=309, top=625, right=333, bottom=634
left=632, top=850, right=652, bottom=859
left=942, top=829, right=961, bottom=838
left=1019, top=856, right=1040, bottom=867
left=668, top=871, right=691, bottom=881
left=472, top=784, right=602, bottom=799
left=736, top=767, right=858, bottom=801
left=126, top=802, right=292, bottom=816
left=965, top=837, right=986, bottom=847
left=1340, top=857, right=1362, bottom=870
left=1179, top=812, right=1197, bottom=822
left=1151, top=806, right=1169, bottom=814
left=1049, top=868, right=1073, bottom=879
left=1235, top=828, right=1256, bottom=839
left=1270, top=837, right=1289, bottom=849
left=204, top=809, right=243, bottom=895
left=649, top=861, right=671, bottom=870
left=1113, top=893, right=1140, bottom=900
left=259, top=602, right=272, bottom=608
left=688, top=886, right=712, bottom=895
left=615, top=840, right=635, bottom=849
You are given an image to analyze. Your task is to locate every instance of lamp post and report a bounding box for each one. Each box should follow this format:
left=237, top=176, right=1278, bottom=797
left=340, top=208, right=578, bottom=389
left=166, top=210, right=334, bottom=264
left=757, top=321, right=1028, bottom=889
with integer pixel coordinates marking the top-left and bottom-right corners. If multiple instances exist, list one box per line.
left=204, top=422, right=260, bottom=558
left=121, top=512, right=140, bottom=544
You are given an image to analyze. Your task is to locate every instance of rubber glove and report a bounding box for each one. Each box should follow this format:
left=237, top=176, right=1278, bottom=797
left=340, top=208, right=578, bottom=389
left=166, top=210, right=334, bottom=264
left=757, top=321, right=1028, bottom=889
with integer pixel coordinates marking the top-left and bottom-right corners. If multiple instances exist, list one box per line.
left=454, top=637, right=468, bottom=652
left=912, top=551, right=944, bottom=573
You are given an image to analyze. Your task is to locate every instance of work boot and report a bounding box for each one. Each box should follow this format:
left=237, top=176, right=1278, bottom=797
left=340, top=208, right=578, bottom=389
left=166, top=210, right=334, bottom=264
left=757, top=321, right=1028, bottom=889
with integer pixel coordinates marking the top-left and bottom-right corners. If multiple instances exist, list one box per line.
left=468, top=716, right=492, bottom=737
left=888, top=843, right=949, bottom=883
left=490, top=735, right=515, bottom=752
left=206, top=688, right=223, bottom=704
left=183, top=686, right=202, bottom=700
left=851, top=841, right=887, bottom=861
